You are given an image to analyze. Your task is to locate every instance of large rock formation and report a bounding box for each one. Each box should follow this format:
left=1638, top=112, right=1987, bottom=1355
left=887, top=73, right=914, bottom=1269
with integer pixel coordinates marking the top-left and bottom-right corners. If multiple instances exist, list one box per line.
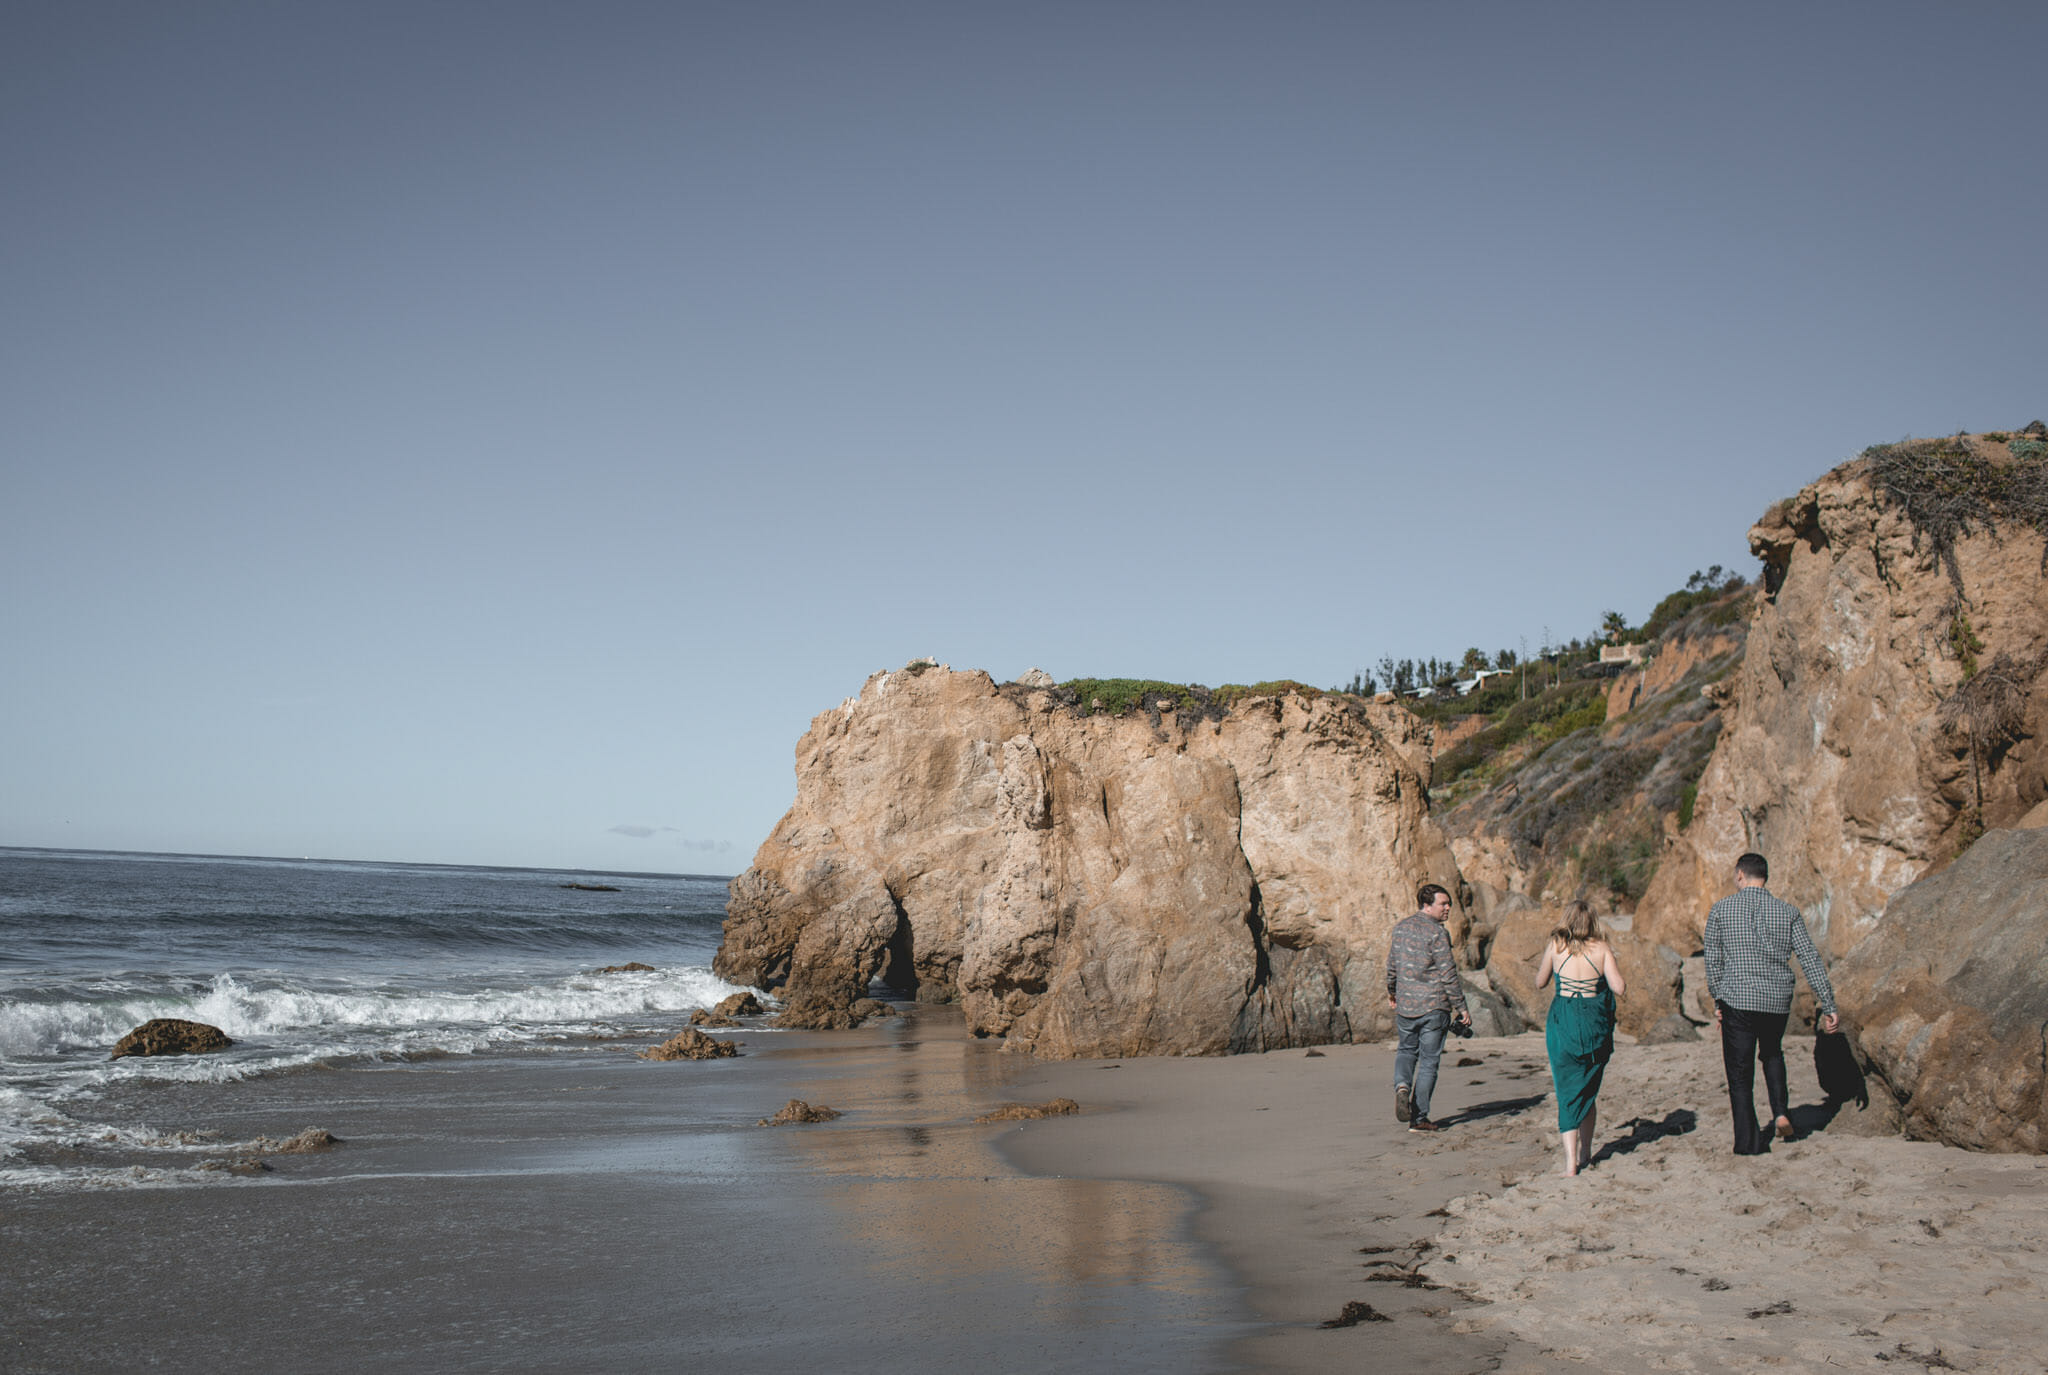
left=1636, top=439, right=2048, bottom=963
left=716, top=668, right=1463, bottom=1058
left=718, top=435, right=2048, bottom=1121
left=1831, top=827, right=2048, bottom=1152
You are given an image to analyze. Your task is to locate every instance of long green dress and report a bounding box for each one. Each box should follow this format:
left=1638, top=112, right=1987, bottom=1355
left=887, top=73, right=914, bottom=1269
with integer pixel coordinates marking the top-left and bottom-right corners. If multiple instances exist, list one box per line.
left=1545, top=954, right=1615, bottom=1132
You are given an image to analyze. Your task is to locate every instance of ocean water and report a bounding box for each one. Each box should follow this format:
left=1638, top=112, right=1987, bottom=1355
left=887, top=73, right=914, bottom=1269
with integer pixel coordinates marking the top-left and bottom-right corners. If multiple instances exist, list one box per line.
left=0, top=846, right=745, bottom=1188
left=1, top=847, right=1245, bottom=1372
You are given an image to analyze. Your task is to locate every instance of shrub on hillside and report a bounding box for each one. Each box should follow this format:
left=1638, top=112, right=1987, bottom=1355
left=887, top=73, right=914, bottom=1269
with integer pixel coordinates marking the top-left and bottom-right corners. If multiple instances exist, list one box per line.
left=1580, top=814, right=1664, bottom=902
left=1434, top=681, right=1607, bottom=782
left=1637, top=568, right=1748, bottom=643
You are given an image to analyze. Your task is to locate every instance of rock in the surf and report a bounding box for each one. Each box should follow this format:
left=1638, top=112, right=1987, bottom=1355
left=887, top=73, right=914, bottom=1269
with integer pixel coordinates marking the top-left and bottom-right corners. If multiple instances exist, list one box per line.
left=758, top=1099, right=841, bottom=1126
left=689, top=1008, right=739, bottom=1027
left=640, top=1027, right=739, bottom=1061
left=108, top=1018, right=233, bottom=1060
left=712, top=991, right=765, bottom=1017
left=254, top=1128, right=343, bottom=1153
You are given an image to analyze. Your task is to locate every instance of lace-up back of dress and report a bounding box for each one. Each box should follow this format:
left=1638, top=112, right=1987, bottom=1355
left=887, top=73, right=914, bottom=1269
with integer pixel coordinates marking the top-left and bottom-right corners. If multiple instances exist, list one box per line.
left=1555, top=945, right=1605, bottom=998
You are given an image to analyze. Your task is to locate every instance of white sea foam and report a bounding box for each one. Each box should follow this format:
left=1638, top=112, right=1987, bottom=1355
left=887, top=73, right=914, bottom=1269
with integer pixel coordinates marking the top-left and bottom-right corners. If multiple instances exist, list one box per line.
left=1, top=965, right=745, bottom=1058
left=0, top=962, right=762, bottom=1185
left=2, top=851, right=752, bottom=1191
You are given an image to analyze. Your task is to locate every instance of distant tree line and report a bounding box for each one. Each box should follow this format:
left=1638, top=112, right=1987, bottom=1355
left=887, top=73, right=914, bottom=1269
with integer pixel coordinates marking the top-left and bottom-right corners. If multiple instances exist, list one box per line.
left=1337, top=566, right=1747, bottom=700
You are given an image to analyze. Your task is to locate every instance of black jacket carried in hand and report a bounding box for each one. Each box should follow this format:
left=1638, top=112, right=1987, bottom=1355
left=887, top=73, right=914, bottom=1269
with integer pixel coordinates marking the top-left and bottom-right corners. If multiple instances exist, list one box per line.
left=1813, top=1029, right=1868, bottom=1108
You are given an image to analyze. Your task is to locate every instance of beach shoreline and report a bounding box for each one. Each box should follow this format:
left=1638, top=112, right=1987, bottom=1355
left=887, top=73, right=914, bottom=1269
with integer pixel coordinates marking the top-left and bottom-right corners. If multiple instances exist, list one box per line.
left=9, top=1003, right=2044, bottom=1374
left=3, top=1008, right=1247, bottom=1375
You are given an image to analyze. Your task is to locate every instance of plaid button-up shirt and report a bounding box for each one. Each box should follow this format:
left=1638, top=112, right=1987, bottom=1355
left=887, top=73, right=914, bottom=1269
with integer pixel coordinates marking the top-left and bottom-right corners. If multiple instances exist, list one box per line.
left=1703, top=885, right=1836, bottom=1017
left=1385, top=911, right=1469, bottom=1019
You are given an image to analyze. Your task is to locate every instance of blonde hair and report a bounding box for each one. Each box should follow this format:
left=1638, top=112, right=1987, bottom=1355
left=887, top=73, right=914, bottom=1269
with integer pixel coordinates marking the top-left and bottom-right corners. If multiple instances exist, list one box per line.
left=1549, top=900, right=1603, bottom=956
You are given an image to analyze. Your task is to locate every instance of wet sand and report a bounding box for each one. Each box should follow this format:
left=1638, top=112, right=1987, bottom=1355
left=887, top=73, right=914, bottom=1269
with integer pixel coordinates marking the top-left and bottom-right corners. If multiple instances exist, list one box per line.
left=995, top=1033, right=1575, bottom=1373
left=1, top=1012, right=1241, bottom=1374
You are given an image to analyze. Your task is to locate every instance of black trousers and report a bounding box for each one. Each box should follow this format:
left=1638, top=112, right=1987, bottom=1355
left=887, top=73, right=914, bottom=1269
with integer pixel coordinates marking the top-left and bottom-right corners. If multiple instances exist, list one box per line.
left=1718, top=1003, right=1790, bottom=1155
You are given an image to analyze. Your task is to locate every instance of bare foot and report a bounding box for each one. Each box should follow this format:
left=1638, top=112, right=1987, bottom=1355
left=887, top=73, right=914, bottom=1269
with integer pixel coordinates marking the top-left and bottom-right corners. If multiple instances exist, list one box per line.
left=1774, top=1116, right=1796, bottom=1142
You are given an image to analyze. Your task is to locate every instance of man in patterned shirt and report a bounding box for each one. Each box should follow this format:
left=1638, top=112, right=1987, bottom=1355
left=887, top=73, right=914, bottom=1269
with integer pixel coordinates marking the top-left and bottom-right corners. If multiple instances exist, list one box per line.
left=1385, top=883, right=1471, bottom=1134
left=1704, top=852, right=1840, bottom=1155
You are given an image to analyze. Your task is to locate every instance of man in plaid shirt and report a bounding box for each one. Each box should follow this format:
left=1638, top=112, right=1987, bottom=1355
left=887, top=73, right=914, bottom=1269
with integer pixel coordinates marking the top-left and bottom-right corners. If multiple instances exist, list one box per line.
left=1705, top=852, right=1840, bottom=1155
left=1385, top=883, right=1471, bottom=1134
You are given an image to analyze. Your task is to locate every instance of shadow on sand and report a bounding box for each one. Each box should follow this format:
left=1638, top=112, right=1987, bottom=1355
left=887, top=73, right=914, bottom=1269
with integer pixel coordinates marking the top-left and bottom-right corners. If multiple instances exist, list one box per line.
left=1436, top=1094, right=1547, bottom=1128
left=1588, top=1108, right=1698, bottom=1165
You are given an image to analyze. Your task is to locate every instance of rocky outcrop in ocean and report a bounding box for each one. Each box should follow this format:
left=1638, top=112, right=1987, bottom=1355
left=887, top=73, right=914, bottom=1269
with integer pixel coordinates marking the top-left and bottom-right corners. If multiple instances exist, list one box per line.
left=715, top=668, right=1462, bottom=1058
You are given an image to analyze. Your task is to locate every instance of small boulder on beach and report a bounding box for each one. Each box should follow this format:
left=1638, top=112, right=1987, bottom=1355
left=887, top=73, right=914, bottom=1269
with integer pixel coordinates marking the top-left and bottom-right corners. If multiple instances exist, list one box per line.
left=689, top=1008, right=739, bottom=1028
left=713, top=991, right=765, bottom=1018
left=639, top=1028, right=739, bottom=1061
left=109, top=1019, right=233, bottom=1060
left=758, top=1099, right=841, bottom=1126
left=974, top=1098, right=1080, bottom=1123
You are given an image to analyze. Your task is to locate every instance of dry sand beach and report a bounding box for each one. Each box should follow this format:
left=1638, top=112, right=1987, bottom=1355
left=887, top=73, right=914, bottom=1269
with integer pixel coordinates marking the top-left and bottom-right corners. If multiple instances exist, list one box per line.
left=997, top=1025, right=2048, bottom=1375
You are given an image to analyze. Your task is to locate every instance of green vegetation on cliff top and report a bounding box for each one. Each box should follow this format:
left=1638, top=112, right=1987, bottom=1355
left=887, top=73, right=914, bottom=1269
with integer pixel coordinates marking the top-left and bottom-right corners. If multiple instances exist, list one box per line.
left=1050, top=678, right=1325, bottom=719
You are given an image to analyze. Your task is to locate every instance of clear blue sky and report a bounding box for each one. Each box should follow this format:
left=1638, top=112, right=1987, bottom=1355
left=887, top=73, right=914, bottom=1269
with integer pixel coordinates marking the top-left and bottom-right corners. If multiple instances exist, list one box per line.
left=4, top=2, right=2042, bottom=872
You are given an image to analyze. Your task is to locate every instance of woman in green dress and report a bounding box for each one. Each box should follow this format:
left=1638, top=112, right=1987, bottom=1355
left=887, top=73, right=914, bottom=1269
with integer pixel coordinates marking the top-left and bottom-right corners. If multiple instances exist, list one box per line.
left=1535, top=900, right=1626, bottom=1176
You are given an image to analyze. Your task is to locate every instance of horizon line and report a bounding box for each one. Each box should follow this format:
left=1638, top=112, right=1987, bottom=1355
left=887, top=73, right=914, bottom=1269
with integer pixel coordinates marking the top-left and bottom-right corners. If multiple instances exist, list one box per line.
left=0, top=844, right=736, bottom=885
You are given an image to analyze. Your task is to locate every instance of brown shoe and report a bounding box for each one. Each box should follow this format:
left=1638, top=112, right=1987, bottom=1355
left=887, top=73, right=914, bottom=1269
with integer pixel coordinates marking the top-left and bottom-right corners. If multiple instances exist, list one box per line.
left=1408, top=1118, right=1443, bottom=1134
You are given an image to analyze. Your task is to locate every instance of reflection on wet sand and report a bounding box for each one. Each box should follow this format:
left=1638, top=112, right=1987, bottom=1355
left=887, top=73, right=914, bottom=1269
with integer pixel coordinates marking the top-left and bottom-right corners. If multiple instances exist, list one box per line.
left=756, top=1010, right=1218, bottom=1314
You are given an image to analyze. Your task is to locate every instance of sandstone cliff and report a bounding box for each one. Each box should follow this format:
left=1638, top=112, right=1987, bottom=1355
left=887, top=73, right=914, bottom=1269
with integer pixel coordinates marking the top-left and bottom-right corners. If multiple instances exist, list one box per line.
left=716, top=668, right=1463, bottom=1058
left=716, top=431, right=2048, bottom=1138
left=1634, top=436, right=2048, bottom=964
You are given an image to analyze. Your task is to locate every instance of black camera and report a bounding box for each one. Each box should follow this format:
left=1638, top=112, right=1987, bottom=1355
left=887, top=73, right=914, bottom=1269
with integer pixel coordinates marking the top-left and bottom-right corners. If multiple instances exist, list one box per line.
left=1448, top=1017, right=1475, bottom=1039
